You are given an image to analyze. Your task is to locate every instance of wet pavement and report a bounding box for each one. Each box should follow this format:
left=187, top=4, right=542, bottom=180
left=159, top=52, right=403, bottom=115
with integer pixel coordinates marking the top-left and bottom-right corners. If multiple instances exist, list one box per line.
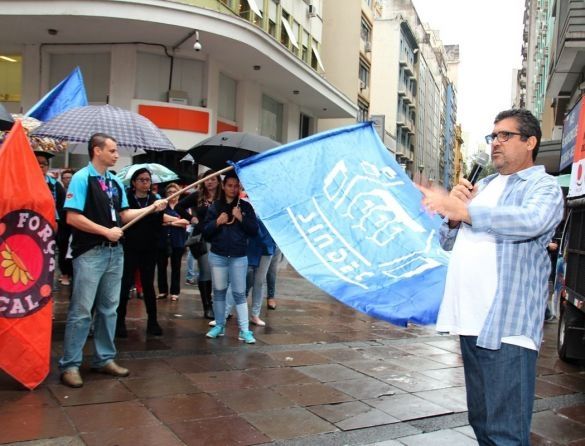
left=1, top=265, right=584, bottom=445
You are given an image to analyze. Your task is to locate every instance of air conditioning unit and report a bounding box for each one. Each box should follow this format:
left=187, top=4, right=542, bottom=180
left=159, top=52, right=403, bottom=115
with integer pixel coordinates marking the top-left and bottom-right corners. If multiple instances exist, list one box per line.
left=167, top=89, right=188, bottom=105
left=359, top=80, right=366, bottom=90
left=308, top=4, right=317, bottom=17
left=365, top=41, right=372, bottom=53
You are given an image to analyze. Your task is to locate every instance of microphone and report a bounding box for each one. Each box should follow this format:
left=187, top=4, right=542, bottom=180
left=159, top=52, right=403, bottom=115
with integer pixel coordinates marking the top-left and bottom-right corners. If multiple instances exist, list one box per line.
left=466, top=152, right=490, bottom=185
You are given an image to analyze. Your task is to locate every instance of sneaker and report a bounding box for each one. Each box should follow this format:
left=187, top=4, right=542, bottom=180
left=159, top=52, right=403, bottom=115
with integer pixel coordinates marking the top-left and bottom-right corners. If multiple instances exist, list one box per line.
left=238, top=330, right=256, bottom=344
left=206, top=325, right=225, bottom=338
left=185, top=278, right=196, bottom=285
left=208, top=320, right=217, bottom=327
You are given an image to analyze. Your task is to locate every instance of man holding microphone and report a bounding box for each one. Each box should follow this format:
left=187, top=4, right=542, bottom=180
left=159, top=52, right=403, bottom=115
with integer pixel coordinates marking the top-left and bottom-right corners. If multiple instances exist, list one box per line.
left=420, top=109, right=564, bottom=445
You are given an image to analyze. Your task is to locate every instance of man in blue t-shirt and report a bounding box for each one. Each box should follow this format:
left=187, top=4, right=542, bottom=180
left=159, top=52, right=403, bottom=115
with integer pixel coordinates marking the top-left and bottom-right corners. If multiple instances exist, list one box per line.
left=59, top=133, right=167, bottom=388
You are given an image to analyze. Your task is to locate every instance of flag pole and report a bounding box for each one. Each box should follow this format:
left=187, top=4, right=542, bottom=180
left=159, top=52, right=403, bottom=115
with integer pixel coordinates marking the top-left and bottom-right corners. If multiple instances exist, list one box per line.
left=121, top=165, right=234, bottom=231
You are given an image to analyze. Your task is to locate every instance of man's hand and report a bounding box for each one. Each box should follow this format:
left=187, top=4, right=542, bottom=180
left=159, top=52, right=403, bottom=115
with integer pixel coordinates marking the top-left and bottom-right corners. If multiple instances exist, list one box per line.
left=419, top=183, right=472, bottom=225
left=232, top=206, right=242, bottom=222
left=104, top=226, right=123, bottom=242
left=216, top=212, right=229, bottom=226
left=152, top=199, right=168, bottom=212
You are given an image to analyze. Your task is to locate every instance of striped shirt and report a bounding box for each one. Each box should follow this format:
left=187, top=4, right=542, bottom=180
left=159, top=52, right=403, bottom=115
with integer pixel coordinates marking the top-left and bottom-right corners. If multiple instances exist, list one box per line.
left=439, top=165, right=564, bottom=350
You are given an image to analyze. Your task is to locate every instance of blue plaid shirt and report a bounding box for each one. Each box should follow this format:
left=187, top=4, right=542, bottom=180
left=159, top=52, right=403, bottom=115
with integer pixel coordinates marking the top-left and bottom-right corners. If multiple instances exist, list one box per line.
left=440, top=166, right=564, bottom=350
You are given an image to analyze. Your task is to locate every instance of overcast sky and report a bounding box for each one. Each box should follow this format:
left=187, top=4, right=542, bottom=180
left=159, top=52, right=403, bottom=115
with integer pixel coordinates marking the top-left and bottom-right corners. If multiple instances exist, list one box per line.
left=411, top=0, right=525, bottom=154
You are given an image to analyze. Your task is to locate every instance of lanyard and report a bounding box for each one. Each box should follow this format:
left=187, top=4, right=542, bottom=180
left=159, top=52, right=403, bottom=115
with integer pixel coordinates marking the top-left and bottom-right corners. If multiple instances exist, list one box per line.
left=98, top=176, right=117, bottom=222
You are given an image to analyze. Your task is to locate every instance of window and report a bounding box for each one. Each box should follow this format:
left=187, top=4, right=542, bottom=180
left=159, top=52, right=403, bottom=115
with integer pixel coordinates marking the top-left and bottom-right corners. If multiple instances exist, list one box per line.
left=218, top=73, right=237, bottom=121
left=268, top=20, right=276, bottom=37
left=51, top=53, right=110, bottom=103
left=0, top=54, right=22, bottom=103
left=261, top=94, right=283, bottom=142
left=360, top=17, right=371, bottom=44
left=357, top=100, right=369, bottom=122
left=280, top=11, right=290, bottom=47
left=359, top=61, right=369, bottom=88
left=299, top=113, right=311, bottom=139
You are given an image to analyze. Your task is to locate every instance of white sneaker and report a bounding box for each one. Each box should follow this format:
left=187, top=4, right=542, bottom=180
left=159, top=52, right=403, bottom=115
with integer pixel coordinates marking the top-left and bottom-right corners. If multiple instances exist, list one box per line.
left=208, top=320, right=217, bottom=326
left=250, top=316, right=266, bottom=326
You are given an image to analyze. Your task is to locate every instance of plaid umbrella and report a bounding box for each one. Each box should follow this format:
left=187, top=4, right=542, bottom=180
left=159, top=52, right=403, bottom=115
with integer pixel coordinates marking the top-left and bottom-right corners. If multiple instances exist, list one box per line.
left=117, top=163, right=179, bottom=185
left=188, top=131, right=280, bottom=170
left=30, top=105, right=176, bottom=154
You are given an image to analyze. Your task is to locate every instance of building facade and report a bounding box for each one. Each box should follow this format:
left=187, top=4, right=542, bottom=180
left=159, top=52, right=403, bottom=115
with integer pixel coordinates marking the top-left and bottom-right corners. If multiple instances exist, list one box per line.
left=0, top=0, right=356, bottom=169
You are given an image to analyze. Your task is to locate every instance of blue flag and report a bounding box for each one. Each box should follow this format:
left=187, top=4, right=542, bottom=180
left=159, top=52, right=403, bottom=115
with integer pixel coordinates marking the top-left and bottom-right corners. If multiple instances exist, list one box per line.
left=25, top=67, right=88, bottom=122
left=234, top=122, right=449, bottom=326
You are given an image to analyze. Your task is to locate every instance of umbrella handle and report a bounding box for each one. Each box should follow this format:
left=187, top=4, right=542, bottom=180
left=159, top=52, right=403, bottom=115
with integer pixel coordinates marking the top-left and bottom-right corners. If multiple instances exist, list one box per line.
left=120, top=165, right=234, bottom=232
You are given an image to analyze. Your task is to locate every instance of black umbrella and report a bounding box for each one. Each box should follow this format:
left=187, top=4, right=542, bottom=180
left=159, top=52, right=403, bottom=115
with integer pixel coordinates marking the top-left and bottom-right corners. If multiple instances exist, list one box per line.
left=0, top=104, right=14, bottom=131
left=188, top=131, right=280, bottom=170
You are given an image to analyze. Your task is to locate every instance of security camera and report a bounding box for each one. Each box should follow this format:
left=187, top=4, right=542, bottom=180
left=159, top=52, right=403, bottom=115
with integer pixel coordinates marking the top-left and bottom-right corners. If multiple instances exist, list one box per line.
left=194, top=40, right=202, bottom=51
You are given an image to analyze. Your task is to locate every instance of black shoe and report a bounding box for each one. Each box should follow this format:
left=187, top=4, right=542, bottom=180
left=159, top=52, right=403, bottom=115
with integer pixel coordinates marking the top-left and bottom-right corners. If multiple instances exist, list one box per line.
left=204, top=307, right=215, bottom=320
left=147, top=321, right=163, bottom=336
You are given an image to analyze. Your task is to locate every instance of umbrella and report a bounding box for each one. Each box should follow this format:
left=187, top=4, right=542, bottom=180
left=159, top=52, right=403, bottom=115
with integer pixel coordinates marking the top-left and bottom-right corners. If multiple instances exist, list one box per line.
left=116, top=163, right=179, bottom=185
left=557, top=174, right=571, bottom=188
left=0, top=104, right=14, bottom=131
left=188, top=131, right=280, bottom=170
left=30, top=104, right=176, bottom=154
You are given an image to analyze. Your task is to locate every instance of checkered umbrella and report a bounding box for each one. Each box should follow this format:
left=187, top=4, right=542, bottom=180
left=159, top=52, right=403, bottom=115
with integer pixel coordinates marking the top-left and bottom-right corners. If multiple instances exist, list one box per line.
left=30, top=105, right=176, bottom=154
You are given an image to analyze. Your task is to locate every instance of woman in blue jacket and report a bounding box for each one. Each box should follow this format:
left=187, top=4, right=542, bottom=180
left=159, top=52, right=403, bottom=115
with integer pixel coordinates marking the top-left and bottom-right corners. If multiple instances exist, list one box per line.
left=203, top=171, right=258, bottom=344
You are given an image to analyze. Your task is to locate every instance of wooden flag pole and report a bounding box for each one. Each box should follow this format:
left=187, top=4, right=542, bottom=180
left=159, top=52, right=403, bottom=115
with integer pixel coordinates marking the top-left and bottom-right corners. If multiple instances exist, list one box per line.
left=121, top=165, right=234, bottom=232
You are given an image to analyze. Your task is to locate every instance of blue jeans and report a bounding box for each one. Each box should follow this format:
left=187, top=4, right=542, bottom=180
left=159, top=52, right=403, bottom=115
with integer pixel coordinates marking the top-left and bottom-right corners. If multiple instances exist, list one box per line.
left=208, top=252, right=248, bottom=326
left=247, top=255, right=273, bottom=317
left=266, top=247, right=281, bottom=298
left=186, top=251, right=196, bottom=281
left=460, top=336, right=538, bottom=446
left=59, top=245, right=124, bottom=371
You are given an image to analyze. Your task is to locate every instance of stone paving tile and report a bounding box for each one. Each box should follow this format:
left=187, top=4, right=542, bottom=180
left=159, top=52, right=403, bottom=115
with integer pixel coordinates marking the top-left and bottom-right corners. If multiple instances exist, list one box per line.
left=384, top=356, right=448, bottom=372
left=4, top=436, right=86, bottom=446
left=317, top=347, right=371, bottom=362
left=426, top=352, right=464, bottom=367
left=169, top=415, right=269, bottom=445
left=273, top=382, right=354, bottom=406
left=185, top=370, right=263, bottom=392
left=0, top=405, right=76, bottom=444
left=243, top=366, right=319, bottom=386
left=414, top=386, right=468, bottom=413
left=531, top=410, right=585, bottom=444
left=214, top=387, right=296, bottom=413
left=308, top=400, right=399, bottom=431
left=392, top=343, right=452, bottom=356
left=342, top=359, right=408, bottom=379
left=397, top=428, right=479, bottom=445
left=419, top=367, right=467, bottom=387
left=122, top=374, right=201, bottom=398
left=365, top=441, right=403, bottom=446
left=144, top=393, right=234, bottom=423
left=295, top=363, right=368, bottom=382
left=241, top=406, right=337, bottom=440
left=114, top=358, right=178, bottom=379
left=0, top=387, right=59, bottom=409
left=220, top=351, right=281, bottom=370
left=453, top=426, right=477, bottom=439
left=268, top=350, right=332, bottom=366
left=358, top=346, right=411, bottom=360
left=425, top=339, right=462, bottom=354
left=164, top=354, right=232, bottom=373
left=538, top=374, right=585, bottom=393
left=64, top=400, right=159, bottom=433
left=530, top=432, right=564, bottom=446
left=536, top=378, right=577, bottom=398
left=255, top=333, right=319, bottom=345
left=329, top=377, right=405, bottom=400
left=364, top=393, right=452, bottom=421
left=556, top=404, right=585, bottom=425
left=381, top=371, right=453, bottom=393
left=82, top=422, right=184, bottom=446
left=48, top=379, right=135, bottom=406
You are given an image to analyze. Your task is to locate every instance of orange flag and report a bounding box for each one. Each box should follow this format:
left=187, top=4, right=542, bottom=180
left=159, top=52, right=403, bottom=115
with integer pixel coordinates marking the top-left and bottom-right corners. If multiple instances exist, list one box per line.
left=0, top=121, right=55, bottom=389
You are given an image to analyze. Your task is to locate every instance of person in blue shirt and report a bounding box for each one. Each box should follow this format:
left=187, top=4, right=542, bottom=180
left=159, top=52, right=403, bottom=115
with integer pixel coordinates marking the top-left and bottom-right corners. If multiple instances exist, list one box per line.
left=58, top=133, right=167, bottom=388
left=420, top=109, right=564, bottom=446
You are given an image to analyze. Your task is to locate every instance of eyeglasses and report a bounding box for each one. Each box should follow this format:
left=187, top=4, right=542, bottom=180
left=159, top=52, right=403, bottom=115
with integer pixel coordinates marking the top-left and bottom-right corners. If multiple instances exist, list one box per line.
left=485, top=131, right=525, bottom=144
left=135, top=178, right=151, bottom=183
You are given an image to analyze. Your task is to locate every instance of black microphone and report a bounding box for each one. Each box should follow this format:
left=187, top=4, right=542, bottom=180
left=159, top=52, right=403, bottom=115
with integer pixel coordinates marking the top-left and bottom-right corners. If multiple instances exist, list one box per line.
left=466, top=152, right=489, bottom=185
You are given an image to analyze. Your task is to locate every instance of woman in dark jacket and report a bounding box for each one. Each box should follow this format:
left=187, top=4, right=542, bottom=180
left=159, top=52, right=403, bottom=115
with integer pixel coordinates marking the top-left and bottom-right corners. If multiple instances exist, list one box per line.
left=157, top=183, right=190, bottom=301
left=203, top=171, right=258, bottom=344
left=116, top=168, right=165, bottom=337
left=176, top=169, right=221, bottom=319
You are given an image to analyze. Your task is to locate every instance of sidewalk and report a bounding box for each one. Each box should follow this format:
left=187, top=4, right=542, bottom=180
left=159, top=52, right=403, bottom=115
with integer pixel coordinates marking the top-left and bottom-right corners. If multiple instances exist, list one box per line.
left=1, top=266, right=584, bottom=445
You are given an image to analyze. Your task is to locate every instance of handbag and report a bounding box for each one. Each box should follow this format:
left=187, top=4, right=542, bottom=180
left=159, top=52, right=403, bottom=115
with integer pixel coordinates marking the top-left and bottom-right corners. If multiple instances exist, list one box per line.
left=186, top=232, right=208, bottom=258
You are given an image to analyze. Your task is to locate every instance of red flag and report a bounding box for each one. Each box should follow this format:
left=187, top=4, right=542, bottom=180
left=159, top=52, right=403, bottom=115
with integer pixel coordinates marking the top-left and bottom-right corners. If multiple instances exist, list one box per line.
left=0, top=120, right=55, bottom=389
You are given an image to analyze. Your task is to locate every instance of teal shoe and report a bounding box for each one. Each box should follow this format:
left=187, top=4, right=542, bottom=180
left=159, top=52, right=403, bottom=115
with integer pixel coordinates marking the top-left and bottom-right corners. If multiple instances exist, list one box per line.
left=238, top=330, right=256, bottom=344
left=206, top=325, right=225, bottom=338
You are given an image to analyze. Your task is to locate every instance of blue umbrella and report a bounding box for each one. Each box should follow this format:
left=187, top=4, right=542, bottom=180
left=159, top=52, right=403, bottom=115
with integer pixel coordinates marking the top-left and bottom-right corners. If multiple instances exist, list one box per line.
left=117, top=163, right=179, bottom=185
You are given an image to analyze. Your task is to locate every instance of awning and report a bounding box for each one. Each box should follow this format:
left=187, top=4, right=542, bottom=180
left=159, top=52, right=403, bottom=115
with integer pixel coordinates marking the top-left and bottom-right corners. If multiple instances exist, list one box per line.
left=312, top=46, right=325, bottom=71
left=281, top=17, right=299, bottom=48
left=245, top=0, right=262, bottom=18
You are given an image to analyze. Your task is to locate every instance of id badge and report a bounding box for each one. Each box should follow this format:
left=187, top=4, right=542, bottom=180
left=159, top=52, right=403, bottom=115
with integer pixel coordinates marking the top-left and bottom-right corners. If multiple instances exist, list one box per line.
left=111, top=207, right=117, bottom=222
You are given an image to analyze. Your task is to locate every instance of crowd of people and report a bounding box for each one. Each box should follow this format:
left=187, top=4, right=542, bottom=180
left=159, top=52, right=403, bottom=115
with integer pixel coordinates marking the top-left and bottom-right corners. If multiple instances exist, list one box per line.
left=37, top=133, right=281, bottom=388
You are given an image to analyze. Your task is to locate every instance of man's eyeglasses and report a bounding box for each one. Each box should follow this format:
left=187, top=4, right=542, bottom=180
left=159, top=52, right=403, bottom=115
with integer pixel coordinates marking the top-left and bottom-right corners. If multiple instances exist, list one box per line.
left=135, top=178, right=151, bottom=183
left=485, top=131, right=525, bottom=144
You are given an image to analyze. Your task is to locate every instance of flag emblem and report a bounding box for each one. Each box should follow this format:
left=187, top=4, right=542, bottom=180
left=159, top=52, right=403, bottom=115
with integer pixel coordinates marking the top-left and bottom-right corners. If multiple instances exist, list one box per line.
left=0, top=209, right=55, bottom=318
